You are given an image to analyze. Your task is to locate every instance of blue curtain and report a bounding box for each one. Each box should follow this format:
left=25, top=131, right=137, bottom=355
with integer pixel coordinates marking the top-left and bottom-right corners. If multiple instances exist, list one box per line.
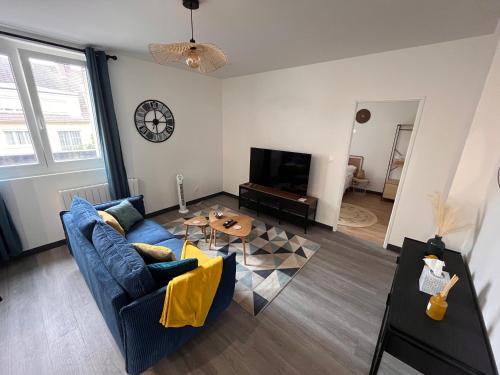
left=85, top=47, right=130, bottom=200
left=0, top=193, right=22, bottom=261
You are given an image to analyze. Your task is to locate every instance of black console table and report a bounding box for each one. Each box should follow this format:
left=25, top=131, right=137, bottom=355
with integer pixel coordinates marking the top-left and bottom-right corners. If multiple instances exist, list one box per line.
left=238, top=183, right=318, bottom=233
left=371, top=238, right=498, bottom=375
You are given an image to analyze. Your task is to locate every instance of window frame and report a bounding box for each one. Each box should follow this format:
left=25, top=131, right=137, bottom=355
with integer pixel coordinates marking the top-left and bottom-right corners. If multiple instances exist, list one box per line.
left=0, top=37, right=103, bottom=180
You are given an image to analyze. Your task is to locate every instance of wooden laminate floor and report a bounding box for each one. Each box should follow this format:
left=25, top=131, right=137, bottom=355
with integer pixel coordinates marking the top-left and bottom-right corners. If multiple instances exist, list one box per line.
left=337, top=192, right=395, bottom=247
left=0, top=195, right=421, bottom=375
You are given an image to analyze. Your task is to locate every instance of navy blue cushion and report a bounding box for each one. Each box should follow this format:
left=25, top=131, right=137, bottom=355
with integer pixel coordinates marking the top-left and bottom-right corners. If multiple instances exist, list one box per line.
left=155, top=238, right=185, bottom=260
left=147, top=259, right=198, bottom=286
left=92, top=221, right=156, bottom=299
left=70, top=196, right=101, bottom=240
left=94, top=195, right=145, bottom=216
left=105, top=200, right=143, bottom=232
left=126, top=220, right=175, bottom=245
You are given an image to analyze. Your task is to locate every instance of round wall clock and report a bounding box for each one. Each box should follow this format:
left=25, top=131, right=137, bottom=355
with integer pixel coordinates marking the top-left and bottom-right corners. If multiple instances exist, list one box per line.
left=134, top=99, right=175, bottom=143
left=356, top=109, right=371, bottom=124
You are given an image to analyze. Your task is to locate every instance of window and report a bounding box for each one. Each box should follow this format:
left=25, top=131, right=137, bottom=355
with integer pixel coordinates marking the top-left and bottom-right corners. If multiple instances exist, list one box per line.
left=28, top=57, right=98, bottom=162
left=0, top=37, right=102, bottom=179
left=58, top=130, right=82, bottom=151
left=4, top=130, right=32, bottom=145
left=0, top=54, right=38, bottom=167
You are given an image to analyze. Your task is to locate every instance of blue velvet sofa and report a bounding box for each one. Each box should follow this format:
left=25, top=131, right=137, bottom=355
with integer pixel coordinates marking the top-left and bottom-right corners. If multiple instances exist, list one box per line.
left=59, top=195, right=236, bottom=374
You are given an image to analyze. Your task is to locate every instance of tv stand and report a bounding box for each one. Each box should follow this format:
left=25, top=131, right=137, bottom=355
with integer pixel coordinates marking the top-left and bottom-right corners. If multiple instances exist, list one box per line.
left=238, top=183, right=318, bottom=233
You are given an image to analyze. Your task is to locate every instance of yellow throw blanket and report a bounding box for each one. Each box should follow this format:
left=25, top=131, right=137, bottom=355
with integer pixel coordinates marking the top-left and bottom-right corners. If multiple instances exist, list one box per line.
left=159, top=241, right=223, bottom=328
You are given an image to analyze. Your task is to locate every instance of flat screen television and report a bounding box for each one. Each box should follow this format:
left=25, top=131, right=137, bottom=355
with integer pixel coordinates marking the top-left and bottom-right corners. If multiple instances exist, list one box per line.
left=249, top=147, right=311, bottom=196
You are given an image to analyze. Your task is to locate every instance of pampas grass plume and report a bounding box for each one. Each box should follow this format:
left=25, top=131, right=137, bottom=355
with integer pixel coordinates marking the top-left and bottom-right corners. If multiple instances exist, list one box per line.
left=430, top=192, right=468, bottom=236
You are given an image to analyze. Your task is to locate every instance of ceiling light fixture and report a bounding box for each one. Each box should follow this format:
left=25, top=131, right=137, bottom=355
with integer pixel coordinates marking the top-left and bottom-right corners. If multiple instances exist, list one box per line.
left=149, top=0, right=228, bottom=73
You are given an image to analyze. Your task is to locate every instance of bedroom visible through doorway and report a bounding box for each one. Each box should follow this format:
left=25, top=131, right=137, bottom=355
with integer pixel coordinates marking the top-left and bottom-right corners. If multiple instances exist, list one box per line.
left=338, top=100, right=420, bottom=246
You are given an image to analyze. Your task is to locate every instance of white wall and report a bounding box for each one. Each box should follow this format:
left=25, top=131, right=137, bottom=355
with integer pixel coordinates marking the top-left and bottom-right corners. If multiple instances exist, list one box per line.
left=350, top=101, right=419, bottom=192
left=0, top=169, right=106, bottom=249
left=0, top=54, right=223, bottom=251
left=447, top=35, right=500, bottom=252
left=108, top=55, right=223, bottom=215
left=447, top=36, right=500, bottom=363
left=468, top=174, right=500, bottom=365
left=222, top=35, right=497, bottom=247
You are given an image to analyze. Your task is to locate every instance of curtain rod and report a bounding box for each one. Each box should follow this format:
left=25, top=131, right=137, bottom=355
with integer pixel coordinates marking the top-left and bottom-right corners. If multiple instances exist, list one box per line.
left=0, top=30, right=118, bottom=61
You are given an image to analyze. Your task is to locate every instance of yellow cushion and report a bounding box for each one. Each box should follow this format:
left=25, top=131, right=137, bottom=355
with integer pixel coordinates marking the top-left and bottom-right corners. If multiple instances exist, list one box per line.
left=132, top=243, right=176, bottom=263
left=98, top=210, right=125, bottom=236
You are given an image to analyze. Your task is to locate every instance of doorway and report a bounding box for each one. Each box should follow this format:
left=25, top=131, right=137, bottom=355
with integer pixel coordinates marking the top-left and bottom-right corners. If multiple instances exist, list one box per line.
left=337, top=100, right=421, bottom=247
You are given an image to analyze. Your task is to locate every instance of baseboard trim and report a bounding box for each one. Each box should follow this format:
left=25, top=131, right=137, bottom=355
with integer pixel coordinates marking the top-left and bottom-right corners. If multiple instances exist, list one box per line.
left=15, top=191, right=330, bottom=259
left=18, top=239, right=67, bottom=259
left=145, top=191, right=224, bottom=218
left=15, top=192, right=224, bottom=259
left=314, top=222, right=334, bottom=231
left=386, top=244, right=402, bottom=253
left=220, top=191, right=239, bottom=199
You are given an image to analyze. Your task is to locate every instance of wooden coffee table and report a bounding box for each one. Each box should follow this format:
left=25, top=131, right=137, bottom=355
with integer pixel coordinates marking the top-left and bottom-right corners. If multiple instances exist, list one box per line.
left=209, top=214, right=253, bottom=265
left=208, top=209, right=238, bottom=248
left=184, top=216, right=209, bottom=242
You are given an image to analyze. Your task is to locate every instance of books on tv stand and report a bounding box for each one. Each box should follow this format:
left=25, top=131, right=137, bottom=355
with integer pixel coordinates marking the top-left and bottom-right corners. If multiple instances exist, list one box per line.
left=238, top=182, right=318, bottom=233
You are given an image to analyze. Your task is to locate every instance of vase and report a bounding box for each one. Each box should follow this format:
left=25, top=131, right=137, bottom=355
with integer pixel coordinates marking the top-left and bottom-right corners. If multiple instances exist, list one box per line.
left=426, top=235, right=445, bottom=259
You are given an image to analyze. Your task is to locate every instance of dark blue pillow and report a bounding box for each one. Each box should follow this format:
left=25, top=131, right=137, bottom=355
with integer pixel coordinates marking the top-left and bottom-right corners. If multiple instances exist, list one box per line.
left=105, top=199, right=143, bottom=232
left=70, top=196, right=101, bottom=240
left=147, top=259, right=198, bottom=286
left=92, top=221, right=156, bottom=299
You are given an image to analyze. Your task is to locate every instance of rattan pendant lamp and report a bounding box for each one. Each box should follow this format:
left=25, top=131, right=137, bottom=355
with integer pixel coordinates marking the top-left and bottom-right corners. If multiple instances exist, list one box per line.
left=149, top=0, right=228, bottom=73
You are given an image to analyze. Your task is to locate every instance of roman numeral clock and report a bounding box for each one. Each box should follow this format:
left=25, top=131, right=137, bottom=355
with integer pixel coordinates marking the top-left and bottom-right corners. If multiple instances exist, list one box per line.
left=134, top=99, right=175, bottom=143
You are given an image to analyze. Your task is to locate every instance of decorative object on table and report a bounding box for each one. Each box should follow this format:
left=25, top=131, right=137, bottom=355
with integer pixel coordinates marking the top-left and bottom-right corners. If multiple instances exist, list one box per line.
left=149, top=0, right=228, bottom=73
left=164, top=205, right=321, bottom=315
left=427, top=192, right=469, bottom=259
left=425, top=274, right=459, bottom=321
left=213, top=210, right=224, bottom=219
left=356, top=108, right=371, bottom=123
left=176, top=174, right=189, bottom=214
left=419, top=257, right=450, bottom=295
left=426, top=235, right=446, bottom=259
left=338, top=203, right=377, bottom=228
left=134, top=99, right=175, bottom=143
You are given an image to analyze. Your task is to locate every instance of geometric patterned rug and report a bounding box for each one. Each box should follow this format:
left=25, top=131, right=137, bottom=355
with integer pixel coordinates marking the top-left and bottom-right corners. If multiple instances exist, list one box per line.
left=163, top=205, right=321, bottom=316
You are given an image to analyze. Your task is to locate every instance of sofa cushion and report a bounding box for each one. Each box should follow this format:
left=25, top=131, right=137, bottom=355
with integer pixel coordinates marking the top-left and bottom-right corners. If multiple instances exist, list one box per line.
left=70, top=196, right=101, bottom=240
left=94, top=195, right=145, bottom=216
left=126, top=220, right=175, bottom=245
left=147, top=258, right=198, bottom=286
left=98, top=210, right=125, bottom=236
left=92, top=221, right=156, bottom=299
left=155, top=238, right=185, bottom=260
left=132, top=243, right=176, bottom=263
left=105, top=200, right=143, bottom=232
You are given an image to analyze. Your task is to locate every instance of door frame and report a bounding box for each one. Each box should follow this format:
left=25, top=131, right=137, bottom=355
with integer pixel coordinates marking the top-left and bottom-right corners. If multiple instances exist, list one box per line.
left=333, top=97, right=426, bottom=248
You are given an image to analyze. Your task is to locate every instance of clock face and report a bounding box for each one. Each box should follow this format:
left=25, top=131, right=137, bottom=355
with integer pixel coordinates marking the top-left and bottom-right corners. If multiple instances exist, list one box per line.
left=134, top=99, right=175, bottom=143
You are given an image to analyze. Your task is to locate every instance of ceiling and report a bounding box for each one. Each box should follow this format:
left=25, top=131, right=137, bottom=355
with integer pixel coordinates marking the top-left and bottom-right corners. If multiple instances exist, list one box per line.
left=1, top=0, right=499, bottom=78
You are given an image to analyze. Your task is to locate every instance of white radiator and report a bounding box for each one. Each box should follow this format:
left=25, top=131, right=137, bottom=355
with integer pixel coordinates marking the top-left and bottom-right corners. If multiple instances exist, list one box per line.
left=59, top=178, right=139, bottom=210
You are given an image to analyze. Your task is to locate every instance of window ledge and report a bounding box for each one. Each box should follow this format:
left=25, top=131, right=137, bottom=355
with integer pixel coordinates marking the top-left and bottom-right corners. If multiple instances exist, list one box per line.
left=0, top=167, right=105, bottom=183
